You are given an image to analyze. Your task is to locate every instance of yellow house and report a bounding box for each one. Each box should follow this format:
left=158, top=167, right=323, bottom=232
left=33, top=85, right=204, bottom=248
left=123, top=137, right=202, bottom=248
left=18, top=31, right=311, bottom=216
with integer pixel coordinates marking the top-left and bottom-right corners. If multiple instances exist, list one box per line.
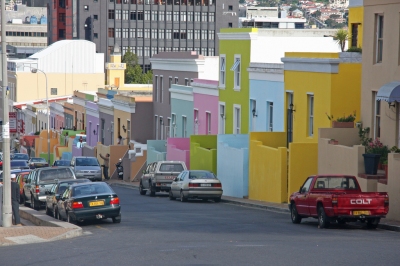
left=348, top=0, right=364, bottom=48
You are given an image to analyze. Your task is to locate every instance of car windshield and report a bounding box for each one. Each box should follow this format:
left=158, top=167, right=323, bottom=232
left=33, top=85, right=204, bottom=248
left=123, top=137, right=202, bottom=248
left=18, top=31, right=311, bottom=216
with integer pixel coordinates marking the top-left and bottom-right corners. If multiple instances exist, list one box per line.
left=32, top=158, right=46, bottom=162
left=40, top=168, right=74, bottom=181
left=314, top=177, right=359, bottom=190
left=76, top=158, right=99, bottom=166
left=13, top=154, right=29, bottom=160
left=159, top=163, right=184, bottom=172
left=56, top=160, right=70, bottom=166
left=188, top=171, right=216, bottom=179
left=72, top=183, right=113, bottom=197
left=11, top=161, right=28, bottom=166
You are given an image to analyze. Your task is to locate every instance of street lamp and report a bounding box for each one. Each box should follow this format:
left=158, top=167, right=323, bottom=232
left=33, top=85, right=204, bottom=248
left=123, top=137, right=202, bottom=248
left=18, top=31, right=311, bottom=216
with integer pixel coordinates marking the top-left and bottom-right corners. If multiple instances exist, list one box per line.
left=31, top=68, right=50, bottom=164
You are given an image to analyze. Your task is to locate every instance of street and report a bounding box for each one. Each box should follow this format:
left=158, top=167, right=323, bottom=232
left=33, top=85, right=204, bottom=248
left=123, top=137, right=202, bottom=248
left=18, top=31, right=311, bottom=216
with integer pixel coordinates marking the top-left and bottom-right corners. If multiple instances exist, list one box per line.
left=1, top=186, right=400, bottom=266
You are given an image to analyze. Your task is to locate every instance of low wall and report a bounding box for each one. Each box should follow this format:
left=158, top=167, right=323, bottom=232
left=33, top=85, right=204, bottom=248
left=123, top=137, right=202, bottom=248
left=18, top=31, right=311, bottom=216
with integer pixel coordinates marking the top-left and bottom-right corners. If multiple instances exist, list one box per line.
left=249, top=139, right=287, bottom=203
left=167, top=138, right=190, bottom=169
left=288, top=143, right=318, bottom=201
left=217, top=134, right=249, bottom=198
left=147, top=140, right=167, bottom=164
left=190, top=135, right=217, bottom=174
left=377, top=153, right=400, bottom=221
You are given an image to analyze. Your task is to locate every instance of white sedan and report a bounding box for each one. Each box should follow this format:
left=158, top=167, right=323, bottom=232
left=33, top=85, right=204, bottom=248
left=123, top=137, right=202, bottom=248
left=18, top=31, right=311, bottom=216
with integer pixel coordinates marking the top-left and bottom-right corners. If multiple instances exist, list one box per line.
left=169, top=170, right=223, bottom=202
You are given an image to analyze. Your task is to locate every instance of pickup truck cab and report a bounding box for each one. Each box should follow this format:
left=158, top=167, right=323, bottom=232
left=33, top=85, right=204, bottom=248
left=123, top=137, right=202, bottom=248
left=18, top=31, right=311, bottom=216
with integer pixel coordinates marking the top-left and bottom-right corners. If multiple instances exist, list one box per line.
left=289, top=175, right=389, bottom=229
left=139, top=161, right=187, bottom=196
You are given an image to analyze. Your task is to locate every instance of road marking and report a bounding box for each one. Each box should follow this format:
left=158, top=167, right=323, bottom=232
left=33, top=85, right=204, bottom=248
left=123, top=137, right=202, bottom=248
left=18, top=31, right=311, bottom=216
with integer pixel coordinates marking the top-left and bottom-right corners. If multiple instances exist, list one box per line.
left=95, top=225, right=112, bottom=232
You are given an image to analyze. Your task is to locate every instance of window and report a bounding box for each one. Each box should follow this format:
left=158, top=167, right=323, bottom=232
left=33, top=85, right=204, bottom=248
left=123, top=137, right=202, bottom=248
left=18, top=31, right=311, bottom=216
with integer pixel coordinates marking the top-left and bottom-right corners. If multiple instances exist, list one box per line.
left=182, top=116, right=187, bottom=137
left=374, top=92, right=381, bottom=138
left=166, top=29, right=171, bottom=39
left=93, top=15, right=98, bottom=20
left=201, top=30, right=207, bottom=40
left=160, top=76, right=163, bottom=103
left=351, top=23, right=359, bottom=47
left=267, top=102, right=273, bottom=132
left=234, top=105, right=241, bottom=134
left=154, top=75, right=158, bottom=102
left=166, top=11, right=172, bottom=21
left=187, top=30, right=193, bottom=39
left=209, top=13, right=215, bottom=22
left=84, top=5, right=89, bottom=11
left=51, top=88, right=58, bottom=95
left=180, top=12, right=186, bottom=21
left=231, top=55, right=241, bottom=90
left=175, top=77, right=178, bottom=84
left=188, top=12, right=193, bottom=21
left=171, top=114, right=176, bottom=137
left=152, top=29, right=157, bottom=39
left=194, top=30, right=200, bottom=40
left=109, top=10, right=115, bottom=19
left=154, top=116, right=159, bottom=140
left=220, top=55, right=226, bottom=87
left=209, top=30, right=214, bottom=40
left=375, top=15, right=384, bottom=63
left=228, top=22, right=233, bottom=28
left=116, top=10, right=121, bottom=20
left=108, top=28, right=115, bottom=38
left=145, top=11, right=150, bottom=20
left=123, top=10, right=129, bottom=20
left=228, top=5, right=233, bottom=11
left=195, top=12, right=200, bottom=21
left=308, top=95, right=314, bottom=137
left=173, top=31, right=180, bottom=39
left=202, top=13, right=207, bottom=22
left=144, top=29, right=150, bottom=38
left=206, top=112, right=211, bottom=135
left=123, top=28, right=128, bottom=38
left=115, top=28, right=121, bottom=38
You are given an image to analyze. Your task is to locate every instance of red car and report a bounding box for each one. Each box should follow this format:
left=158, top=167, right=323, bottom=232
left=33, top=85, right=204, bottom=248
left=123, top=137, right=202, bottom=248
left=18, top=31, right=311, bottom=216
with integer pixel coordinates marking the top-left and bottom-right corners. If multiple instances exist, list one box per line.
left=289, top=175, right=389, bottom=229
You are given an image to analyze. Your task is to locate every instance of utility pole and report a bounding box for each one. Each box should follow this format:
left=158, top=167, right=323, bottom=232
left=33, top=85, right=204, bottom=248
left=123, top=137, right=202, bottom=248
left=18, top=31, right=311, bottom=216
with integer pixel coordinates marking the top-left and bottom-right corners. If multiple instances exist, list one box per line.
left=2, top=0, right=12, bottom=227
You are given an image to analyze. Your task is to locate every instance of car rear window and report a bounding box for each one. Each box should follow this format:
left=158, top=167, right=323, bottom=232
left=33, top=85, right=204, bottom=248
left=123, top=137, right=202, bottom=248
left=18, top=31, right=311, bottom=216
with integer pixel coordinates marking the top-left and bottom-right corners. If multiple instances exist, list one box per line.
left=72, top=183, right=113, bottom=197
left=11, top=161, right=28, bottom=166
left=314, top=177, right=359, bottom=190
left=159, top=163, right=184, bottom=172
left=56, top=160, right=70, bottom=166
left=13, top=154, right=29, bottom=160
left=40, top=168, right=74, bottom=181
left=188, top=171, right=216, bottom=179
left=32, top=158, right=46, bottom=162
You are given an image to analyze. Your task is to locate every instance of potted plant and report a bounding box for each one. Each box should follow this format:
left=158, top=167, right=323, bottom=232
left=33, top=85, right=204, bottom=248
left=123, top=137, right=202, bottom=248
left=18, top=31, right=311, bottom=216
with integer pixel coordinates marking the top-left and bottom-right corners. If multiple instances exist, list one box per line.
left=328, top=139, right=339, bottom=145
left=362, top=138, right=389, bottom=175
left=326, top=111, right=356, bottom=128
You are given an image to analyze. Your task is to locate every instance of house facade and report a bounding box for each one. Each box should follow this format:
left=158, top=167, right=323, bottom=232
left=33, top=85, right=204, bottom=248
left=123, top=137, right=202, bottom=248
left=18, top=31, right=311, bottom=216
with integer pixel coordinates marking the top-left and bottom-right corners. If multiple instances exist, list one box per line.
left=86, top=101, right=100, bottom=148
left=98, top=98, right=115, bottom=146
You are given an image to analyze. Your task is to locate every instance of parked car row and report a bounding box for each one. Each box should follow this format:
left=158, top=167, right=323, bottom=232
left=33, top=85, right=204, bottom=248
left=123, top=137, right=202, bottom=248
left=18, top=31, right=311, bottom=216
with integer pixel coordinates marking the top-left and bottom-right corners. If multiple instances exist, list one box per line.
left=18, top=165, right=121, bottom=224
left=139, top=161, right=223, bottom=203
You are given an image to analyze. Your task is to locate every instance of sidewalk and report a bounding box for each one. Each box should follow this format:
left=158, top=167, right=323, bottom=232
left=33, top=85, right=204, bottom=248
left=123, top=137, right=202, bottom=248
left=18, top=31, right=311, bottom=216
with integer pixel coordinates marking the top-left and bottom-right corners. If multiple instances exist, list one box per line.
left=107, top=179, right=400, bottom=232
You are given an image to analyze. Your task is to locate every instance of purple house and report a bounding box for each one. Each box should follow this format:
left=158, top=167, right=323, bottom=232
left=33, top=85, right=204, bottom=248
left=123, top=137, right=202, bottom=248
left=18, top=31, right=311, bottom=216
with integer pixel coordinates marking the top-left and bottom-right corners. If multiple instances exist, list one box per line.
left=86, top=101, right=100, bottom=147
left=192, top=79, right=219, bottom=135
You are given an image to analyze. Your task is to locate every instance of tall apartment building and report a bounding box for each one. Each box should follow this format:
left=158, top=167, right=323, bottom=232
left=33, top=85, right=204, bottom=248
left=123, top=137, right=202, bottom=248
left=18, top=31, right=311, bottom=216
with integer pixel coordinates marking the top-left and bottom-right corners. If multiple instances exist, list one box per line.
left=47, top=0, right=238, bottom=71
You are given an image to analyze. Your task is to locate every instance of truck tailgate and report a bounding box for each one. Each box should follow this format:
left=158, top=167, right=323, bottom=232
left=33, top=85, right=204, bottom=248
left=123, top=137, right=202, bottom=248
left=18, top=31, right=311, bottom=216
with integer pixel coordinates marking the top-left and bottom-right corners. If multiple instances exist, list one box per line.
left=336, top=192, right=389, bottom=216
left=155, top=173, right=179, bottom=183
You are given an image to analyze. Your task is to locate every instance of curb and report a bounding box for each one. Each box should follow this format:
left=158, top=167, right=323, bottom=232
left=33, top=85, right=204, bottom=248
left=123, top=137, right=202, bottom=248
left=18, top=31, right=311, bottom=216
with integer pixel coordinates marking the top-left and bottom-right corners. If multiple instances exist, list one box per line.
left=108, top=182, right=139, bottom=189
left=19, top=207, right=82, bottom=239
left=221, top=199, right=290, bottom=214
left=378, top=223, right=400, bottom=232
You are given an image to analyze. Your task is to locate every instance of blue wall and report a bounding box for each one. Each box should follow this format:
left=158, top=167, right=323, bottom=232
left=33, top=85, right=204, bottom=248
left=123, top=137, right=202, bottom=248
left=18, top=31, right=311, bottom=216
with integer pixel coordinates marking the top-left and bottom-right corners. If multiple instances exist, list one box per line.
left=249, top=80, right=284, bottom=132
left=170, top=85, right=193, bottom=138
left=147, top=140, right=166, bottom=164
left=217, top=134, right=249, bottom=198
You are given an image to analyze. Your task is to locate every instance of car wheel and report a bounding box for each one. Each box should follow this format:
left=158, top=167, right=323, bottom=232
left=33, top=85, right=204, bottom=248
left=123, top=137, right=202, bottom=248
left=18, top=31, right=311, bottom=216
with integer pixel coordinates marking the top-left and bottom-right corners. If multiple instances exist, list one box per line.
left=139, top=182, right=146, bottom=195
left=31, top=196, right=39, bottom=211
left=150, top=185, right=156, bottom=197
left=112, top=215, right=121, bottom=223
left=67, top=212, right=76, bottom=224
left=290, top=203, right=302, bottom=224
left=169, top=191, right=176, bottom=200
left=180, top=191, right=187, bottom=202
left=367, top=218, right=380, bottom=229
left=318, top=206, right=330, bottom=229
left=214, top=197, right=221, bottom=203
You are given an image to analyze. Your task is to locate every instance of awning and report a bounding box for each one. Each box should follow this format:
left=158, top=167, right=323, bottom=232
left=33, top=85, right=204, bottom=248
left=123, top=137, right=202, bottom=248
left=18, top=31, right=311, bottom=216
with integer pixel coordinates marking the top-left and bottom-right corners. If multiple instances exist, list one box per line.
left=376, top=81, right=400, bottom=102
left=230, top=59, right=240, bottom=71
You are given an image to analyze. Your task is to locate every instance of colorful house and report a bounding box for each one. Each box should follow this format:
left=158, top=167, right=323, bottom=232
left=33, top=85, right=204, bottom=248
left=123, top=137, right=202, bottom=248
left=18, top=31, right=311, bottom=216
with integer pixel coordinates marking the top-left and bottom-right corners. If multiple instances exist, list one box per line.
left=170, top=84, right=194, bottom=138
left=86, top=101, right=100, bottom=148
left=348, top=0, right=363, bottom=48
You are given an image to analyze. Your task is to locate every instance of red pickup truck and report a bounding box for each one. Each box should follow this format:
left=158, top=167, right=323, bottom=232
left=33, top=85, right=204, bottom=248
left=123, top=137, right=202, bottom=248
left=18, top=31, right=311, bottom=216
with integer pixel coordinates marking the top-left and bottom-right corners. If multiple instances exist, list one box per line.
left=289, top=175, right=389, bottom=229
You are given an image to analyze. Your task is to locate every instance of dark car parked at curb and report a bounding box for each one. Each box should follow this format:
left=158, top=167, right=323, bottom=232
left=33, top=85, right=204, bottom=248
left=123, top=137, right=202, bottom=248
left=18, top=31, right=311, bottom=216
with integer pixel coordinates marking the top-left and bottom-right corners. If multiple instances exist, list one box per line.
left=46, top=179, right=91, bottom=217
left=53, top=160, right=72, bottom=167
left=56, top=182, right=121, bottom=224
left=11, top=160, right=30, bottom=170
left=28, top=157, right=49, bottom=169
left=22, top=167, right=76, bottom=210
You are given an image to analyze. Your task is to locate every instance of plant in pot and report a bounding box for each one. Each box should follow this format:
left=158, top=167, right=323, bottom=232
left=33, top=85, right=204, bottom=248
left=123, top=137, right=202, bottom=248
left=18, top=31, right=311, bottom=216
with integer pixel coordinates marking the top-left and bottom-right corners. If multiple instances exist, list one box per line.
left=326, top=111, right=356, bottom=128
left=362, top=138, right=389, bottom=175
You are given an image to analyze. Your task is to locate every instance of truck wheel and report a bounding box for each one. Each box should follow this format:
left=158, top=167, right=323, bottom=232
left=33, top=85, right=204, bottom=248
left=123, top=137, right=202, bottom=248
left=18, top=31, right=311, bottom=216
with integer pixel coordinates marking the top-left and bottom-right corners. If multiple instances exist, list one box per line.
left=318, top=206, right=330, bottom=229
left=367, top=218, right=380, bottom=229
left=169, top=191, right=176, bottom=200
left=139, top=182, right=147, bottom=195
left=150, top=186, right=156, bottom=197
left=180, top=191, right=187, bottom=202
left=31, top=195, right=39, bottom=211
left=290, top=203, right=302, bottom=224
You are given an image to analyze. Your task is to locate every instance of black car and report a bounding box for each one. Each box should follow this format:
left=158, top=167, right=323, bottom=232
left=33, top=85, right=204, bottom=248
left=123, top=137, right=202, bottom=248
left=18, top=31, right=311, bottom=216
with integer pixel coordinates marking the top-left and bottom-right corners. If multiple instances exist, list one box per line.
left=10, top=160, right=30, bottom=170
left=45, top=179, right=91, bottom=217
left=28, top=157, right=49, bottom=169
left=56, top=182, right=121, bottom=224
left=12, top=153, right=29, bottom=161
left=53, top=160, right=71, bottom=167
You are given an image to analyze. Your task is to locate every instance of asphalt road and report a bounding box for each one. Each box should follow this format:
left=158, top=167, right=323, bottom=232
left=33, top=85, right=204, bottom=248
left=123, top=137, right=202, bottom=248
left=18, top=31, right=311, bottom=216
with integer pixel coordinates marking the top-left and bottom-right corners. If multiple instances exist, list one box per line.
left=1, top=186, right=400, bottom=266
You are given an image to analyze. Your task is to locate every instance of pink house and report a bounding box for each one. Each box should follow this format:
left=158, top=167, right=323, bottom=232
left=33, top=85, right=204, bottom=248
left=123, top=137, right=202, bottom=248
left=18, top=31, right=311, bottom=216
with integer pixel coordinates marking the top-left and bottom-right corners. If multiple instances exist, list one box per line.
left=192, top=79, right=219, bottom=135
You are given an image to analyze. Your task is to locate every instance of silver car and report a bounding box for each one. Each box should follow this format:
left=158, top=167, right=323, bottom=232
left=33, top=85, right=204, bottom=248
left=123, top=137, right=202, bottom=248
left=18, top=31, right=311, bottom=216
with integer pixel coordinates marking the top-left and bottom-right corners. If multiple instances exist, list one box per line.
left=169, top=170, right=223, bottom=202
left=70, top=156, right=102, bottom=181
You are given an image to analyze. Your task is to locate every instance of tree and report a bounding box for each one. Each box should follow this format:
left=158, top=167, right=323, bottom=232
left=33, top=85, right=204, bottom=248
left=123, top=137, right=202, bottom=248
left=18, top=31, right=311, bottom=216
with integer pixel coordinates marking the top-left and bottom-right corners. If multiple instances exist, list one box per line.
left=330, top=14, right=341, bottom=19
left=312, top=10, right=321, bottom=18
left=122, top=48, right=153, bottom=84
left=333, top=29, right=348, bottom=52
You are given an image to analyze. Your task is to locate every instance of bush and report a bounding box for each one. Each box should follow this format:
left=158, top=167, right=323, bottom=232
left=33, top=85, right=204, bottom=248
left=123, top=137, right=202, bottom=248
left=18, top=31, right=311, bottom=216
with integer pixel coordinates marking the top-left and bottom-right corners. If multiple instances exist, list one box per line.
left=346, top=47, right=362, bottom=53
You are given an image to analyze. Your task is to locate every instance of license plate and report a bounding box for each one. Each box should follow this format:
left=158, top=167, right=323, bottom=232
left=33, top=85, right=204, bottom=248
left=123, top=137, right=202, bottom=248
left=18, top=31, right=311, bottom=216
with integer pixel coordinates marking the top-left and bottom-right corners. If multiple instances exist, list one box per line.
left=37, top=164, right=43, bottom=166
left=164, top=176, right=176, bottom=180
left=89, top=200, right=104, bottom=207
left=353, top=210, right=370, bottom=215
left=200, top=184, right=212, bottom=187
